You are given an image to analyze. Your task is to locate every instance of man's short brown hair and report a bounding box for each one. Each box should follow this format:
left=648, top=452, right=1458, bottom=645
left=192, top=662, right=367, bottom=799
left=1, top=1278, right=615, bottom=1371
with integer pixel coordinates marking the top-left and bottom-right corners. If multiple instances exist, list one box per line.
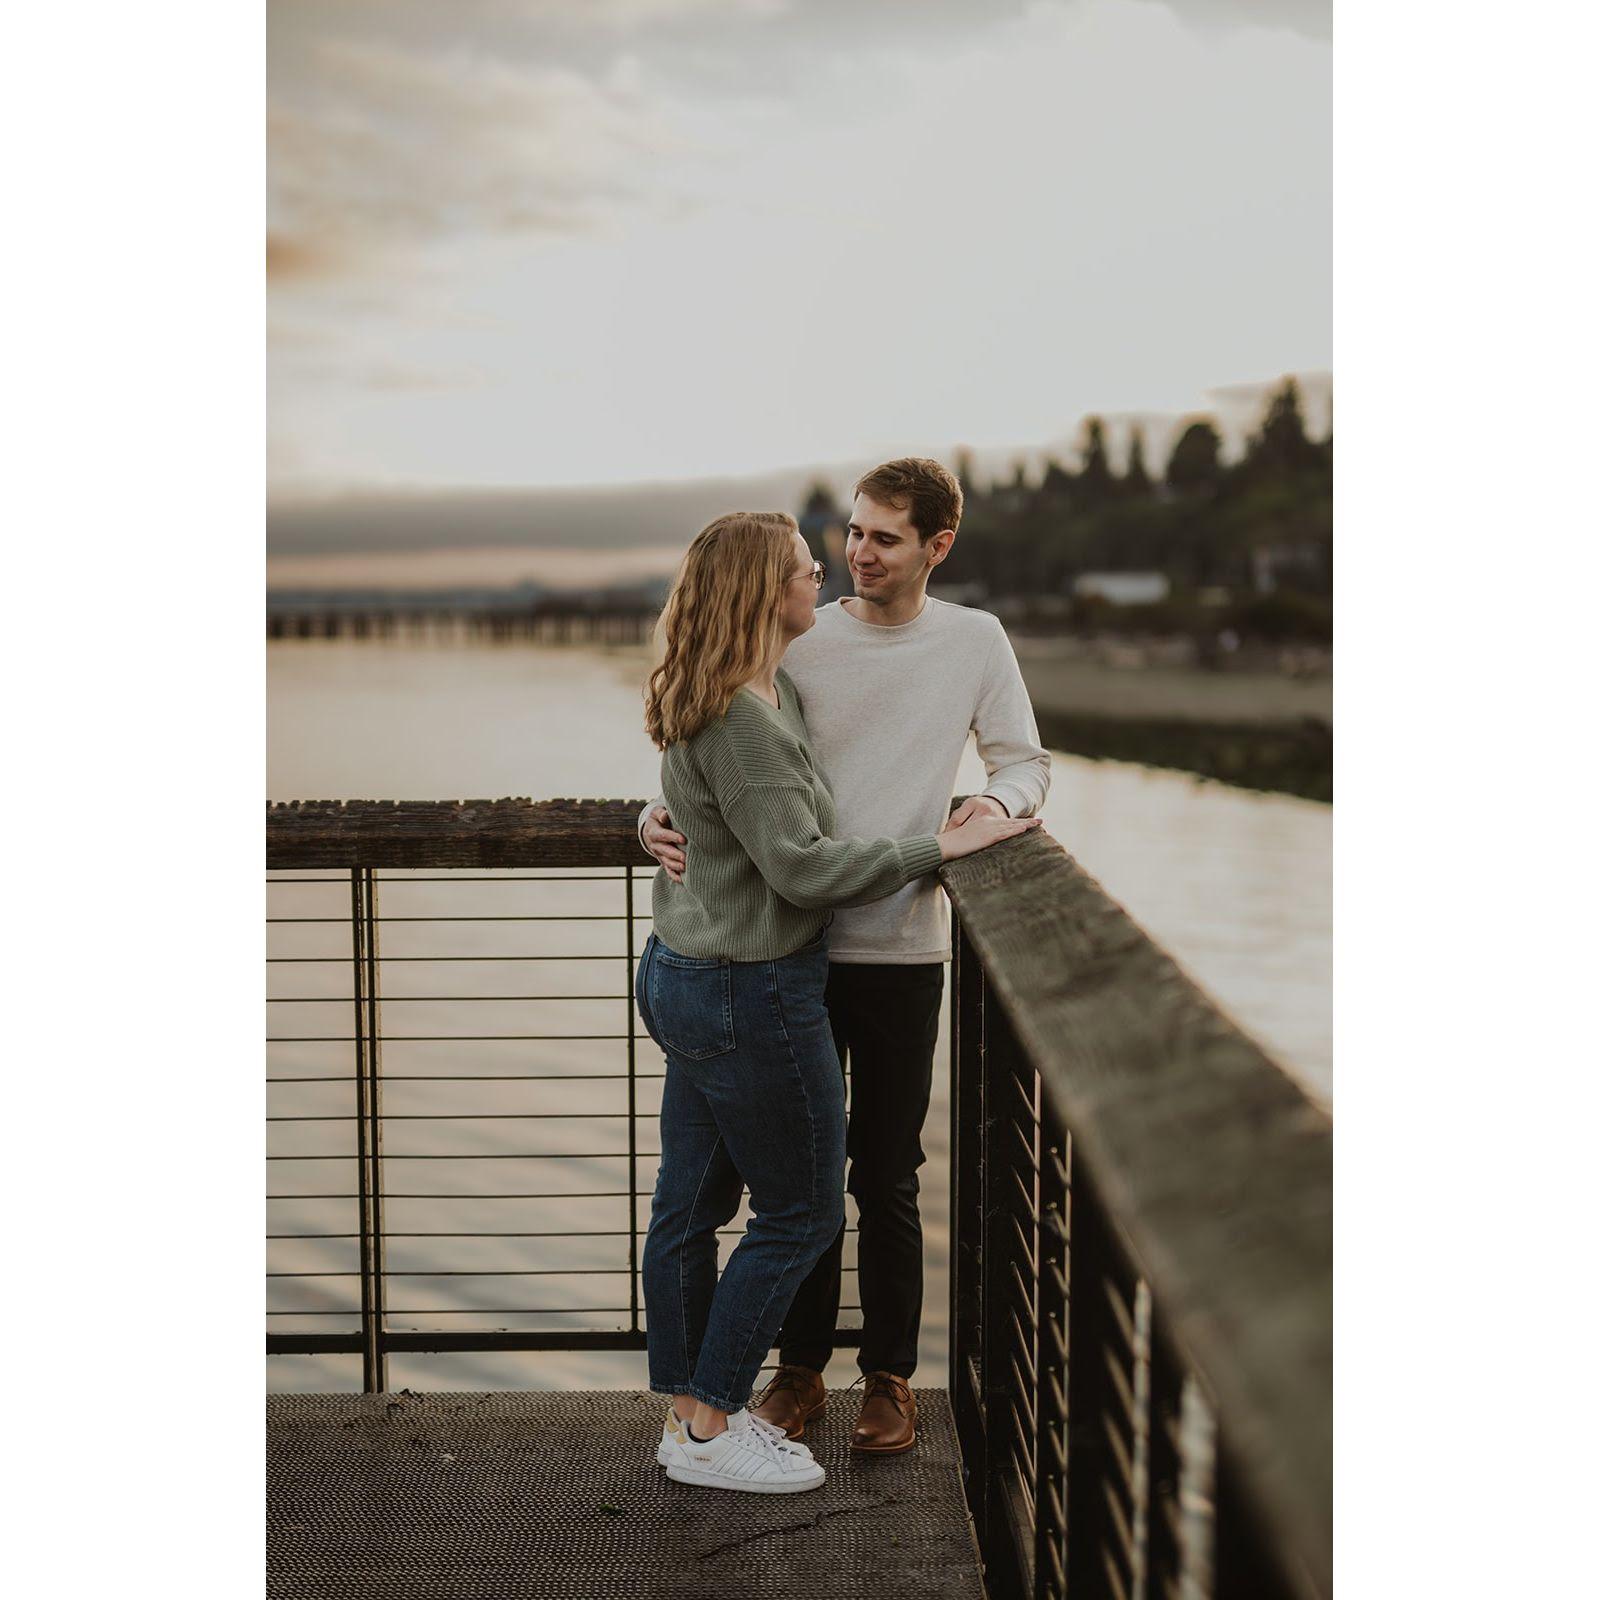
left=853, top=457, right=963, bottom=542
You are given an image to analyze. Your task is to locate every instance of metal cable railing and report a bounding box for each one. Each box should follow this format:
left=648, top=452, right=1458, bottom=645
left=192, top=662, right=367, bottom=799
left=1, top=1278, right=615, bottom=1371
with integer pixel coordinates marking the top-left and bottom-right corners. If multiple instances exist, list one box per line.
left=944, top=837, right=1330, bottom=1600
left=267, top=807, right=867, bottom=1388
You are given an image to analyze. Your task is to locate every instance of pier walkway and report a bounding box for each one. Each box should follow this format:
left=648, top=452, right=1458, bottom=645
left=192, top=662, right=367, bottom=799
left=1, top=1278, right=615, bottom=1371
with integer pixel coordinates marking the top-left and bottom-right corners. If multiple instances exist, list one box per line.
left=267, top=799, right=1331, bottom=1599
left=267, top=1387, right=983, bottom=1599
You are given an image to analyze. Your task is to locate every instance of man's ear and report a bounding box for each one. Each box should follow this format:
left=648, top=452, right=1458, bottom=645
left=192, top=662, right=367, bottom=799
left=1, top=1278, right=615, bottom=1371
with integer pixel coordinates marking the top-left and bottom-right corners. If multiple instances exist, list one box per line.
left=926, top=528, right=956, bottom=567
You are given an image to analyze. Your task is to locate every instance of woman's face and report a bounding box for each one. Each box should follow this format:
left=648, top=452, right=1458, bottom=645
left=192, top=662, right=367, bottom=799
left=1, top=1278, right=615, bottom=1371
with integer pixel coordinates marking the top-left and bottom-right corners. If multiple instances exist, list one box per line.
left=779, top=529, right=820, bottom=640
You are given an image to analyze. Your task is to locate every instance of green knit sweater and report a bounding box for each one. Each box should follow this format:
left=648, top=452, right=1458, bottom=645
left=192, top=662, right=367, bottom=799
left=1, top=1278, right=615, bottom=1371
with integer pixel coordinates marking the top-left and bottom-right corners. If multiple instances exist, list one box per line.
left=651, top=670, right=945, bottom=961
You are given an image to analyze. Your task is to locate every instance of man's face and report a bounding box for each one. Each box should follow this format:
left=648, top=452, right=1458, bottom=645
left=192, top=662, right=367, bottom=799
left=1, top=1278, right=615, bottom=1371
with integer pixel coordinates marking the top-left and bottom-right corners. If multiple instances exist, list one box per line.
left=845, top=493, right=950, bottom=607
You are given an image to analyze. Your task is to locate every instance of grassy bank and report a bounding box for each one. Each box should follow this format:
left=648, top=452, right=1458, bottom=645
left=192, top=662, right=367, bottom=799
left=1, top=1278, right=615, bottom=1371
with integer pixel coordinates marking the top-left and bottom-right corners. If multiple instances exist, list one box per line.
left=1015, top=646, right=1333, bottom=802
left=1032, top=709, right=1332, bottom=802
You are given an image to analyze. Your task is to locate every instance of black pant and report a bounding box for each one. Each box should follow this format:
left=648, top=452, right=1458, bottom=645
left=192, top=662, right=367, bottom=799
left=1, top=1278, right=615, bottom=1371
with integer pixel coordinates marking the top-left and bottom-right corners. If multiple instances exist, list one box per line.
left=777, top=960, right=944, bottom=1380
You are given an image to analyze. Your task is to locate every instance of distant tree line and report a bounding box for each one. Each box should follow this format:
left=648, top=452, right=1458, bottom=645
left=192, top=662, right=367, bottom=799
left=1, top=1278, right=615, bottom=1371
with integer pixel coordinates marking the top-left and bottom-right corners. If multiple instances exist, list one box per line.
left=802, top=377, right=1332, bottom=642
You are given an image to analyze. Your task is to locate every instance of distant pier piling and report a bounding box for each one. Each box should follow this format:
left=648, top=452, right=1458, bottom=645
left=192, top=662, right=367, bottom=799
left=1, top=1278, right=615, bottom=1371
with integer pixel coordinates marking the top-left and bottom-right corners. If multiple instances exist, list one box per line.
left=266, top=597, right=661, bottom=645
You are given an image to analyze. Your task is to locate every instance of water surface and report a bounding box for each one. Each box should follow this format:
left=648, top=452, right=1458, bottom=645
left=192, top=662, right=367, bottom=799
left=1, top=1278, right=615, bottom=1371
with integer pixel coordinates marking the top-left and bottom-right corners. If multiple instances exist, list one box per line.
left=268, top=639, right=1329, bottom=1394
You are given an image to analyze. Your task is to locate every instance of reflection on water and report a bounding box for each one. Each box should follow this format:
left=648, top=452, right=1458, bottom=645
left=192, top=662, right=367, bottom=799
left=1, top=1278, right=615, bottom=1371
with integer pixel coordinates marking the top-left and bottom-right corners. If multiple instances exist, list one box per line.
left=268, top=640, right=1330, bottom=1395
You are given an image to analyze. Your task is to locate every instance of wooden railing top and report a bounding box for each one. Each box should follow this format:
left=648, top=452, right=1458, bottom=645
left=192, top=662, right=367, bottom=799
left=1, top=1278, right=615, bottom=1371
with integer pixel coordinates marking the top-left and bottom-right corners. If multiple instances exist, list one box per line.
left=941, top=830, right=1332, bottom=1600
left=267, top=798, right=653, bottom=870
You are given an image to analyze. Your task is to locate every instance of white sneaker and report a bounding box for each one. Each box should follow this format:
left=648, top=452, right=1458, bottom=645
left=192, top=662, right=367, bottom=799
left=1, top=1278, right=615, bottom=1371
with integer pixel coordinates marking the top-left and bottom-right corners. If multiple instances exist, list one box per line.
left=664, top=1407, right=825, bottom=1494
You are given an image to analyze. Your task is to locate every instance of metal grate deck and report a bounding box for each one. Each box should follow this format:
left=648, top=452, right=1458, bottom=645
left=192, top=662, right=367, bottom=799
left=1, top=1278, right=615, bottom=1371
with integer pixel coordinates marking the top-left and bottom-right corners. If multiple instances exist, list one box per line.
left=268, top=1387, right=985, bottom=1599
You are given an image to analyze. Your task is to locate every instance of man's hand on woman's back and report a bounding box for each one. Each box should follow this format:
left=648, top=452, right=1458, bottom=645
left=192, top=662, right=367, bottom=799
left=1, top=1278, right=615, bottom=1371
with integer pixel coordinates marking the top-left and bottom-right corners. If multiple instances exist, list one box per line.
left=644, top=806, right=688, bottom=883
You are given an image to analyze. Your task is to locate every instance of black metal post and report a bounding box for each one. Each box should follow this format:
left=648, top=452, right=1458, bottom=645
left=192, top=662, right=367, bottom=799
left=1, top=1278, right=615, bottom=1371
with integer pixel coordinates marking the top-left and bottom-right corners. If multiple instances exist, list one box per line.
left=1130, top=1277, right=1154, bottom=1597
left=363, top=868, right=387, bottom=1391
left=1213, top=1442, right=1297, bottom=1599
left=1149, top=1324, right=1218, bottom=1599
left=1035, top=1105, right=1069, bottom=1599
left=981, top=984, right=1030, bottom=1600
left=949, top=916, right=989, bottom=1524
left=350, top=867, right=387, bottom=1393
left=1064, top=1163, right=1120, bottom=1598
left=350, top=871, right=375, bottom=1391
left=625, top=868, right=640, bottom=1336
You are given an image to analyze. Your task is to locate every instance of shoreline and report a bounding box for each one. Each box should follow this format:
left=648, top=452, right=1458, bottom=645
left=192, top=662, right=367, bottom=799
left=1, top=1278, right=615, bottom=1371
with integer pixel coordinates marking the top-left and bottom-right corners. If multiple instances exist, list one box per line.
left=1033, top=708, right=1331, bottom=803
left=264, top=632, right=1336, bottom=803
left=1015, top=646, right=1333, bottom=802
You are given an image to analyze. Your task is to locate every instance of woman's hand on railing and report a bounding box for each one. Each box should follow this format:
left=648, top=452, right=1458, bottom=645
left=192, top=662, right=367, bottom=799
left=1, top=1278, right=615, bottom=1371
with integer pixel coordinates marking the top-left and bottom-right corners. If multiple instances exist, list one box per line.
left=937, top=814, right=1043, bottom=861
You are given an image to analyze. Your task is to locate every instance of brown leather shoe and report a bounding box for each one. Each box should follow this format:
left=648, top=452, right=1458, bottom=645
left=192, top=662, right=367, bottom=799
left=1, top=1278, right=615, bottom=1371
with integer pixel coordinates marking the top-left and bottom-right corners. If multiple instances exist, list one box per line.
left=850, top=1372, right=918, bottom=1454
left=749, top=1365, right=827, bottom=1440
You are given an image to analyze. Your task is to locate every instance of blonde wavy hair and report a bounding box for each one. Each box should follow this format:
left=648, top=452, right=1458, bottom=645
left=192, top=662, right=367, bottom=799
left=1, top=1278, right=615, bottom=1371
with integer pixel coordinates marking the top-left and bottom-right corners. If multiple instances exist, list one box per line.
left=645, top=511, right=798, bottom=749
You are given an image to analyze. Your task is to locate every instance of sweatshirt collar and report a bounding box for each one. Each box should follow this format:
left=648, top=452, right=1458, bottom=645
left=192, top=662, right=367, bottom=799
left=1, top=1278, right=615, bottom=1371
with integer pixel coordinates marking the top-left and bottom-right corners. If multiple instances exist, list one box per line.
left=832, top=595, right=938, bottom=639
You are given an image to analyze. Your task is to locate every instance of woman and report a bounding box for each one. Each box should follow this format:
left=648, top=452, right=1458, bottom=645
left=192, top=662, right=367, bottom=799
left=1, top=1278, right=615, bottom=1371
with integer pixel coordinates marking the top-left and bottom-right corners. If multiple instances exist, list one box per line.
left=634, top=511, right=1039, bottom=1495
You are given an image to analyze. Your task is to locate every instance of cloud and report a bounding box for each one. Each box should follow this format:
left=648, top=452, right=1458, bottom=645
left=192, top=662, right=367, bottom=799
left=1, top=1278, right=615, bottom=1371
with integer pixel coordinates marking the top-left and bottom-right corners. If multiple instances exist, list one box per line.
left=267, top=0, right=1328, bottom=285
left=360, top=362, right=488, bottom=392
left=266, top=232, right=354, bottom=283
left=552, top=0, right=786, bottom=20
left=267, top=0, right=1329, bottom=489
left=269, top=33, right=695, bottom=283
left=1150, top=0, right=1329, bottom=39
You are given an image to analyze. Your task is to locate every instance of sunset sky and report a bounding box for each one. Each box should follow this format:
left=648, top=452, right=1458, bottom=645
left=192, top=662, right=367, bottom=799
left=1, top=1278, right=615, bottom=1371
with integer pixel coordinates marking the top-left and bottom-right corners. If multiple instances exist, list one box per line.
left=268, top=0, right=1329, bottom=501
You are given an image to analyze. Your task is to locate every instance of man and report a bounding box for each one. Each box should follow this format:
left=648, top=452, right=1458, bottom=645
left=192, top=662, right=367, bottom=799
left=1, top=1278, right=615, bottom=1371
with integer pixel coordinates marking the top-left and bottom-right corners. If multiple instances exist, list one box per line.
left=639, top=457, right=1050, bottom=1453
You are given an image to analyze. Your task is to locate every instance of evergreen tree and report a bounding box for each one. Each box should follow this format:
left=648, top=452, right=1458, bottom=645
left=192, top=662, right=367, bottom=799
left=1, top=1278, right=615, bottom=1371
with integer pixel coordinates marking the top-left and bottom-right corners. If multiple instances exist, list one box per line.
left=1312, top=390, right=1333, bottom=483
left=797, top=479, right=844, bottom=565
left=1165, top=420, right=1223, bottom=493
left=1124, top=425, right=1152, bottom=497
left=1076, top=416, right=1115, bottom=506
left=1040, top=455, right=1073, bottom=497
left=800, top=479, right=841, bottom=523
left=895, top=384, right=1333, bottom=609
left=1244, top=377, right=1319, bottom=478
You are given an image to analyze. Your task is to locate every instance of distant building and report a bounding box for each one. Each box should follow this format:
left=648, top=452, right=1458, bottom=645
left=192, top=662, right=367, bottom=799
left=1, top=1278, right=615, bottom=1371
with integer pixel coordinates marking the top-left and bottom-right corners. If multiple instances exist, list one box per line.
left=1251, top=542, right=1325, bottom=594
left=1072, top=571, right=1171, bottom=605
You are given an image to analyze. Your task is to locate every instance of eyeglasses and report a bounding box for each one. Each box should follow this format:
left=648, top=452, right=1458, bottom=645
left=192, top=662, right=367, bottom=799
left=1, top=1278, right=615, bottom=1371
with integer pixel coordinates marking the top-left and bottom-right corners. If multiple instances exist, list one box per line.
left=795, top=559, right=826, bottom=589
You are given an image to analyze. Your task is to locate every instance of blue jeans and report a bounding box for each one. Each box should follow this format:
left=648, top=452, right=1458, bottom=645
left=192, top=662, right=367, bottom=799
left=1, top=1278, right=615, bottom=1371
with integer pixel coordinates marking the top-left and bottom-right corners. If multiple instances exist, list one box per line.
left=635, top=928, right=846, bottom=1412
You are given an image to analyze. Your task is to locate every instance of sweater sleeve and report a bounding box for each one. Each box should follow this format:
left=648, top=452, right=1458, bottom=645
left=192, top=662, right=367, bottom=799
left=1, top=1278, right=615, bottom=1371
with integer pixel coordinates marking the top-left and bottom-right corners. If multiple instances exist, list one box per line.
left=973, top=625, right=1052, bottom=820
left=636, top=793, right=666, bottom=850
left=721, top=783, right=944, bottom=911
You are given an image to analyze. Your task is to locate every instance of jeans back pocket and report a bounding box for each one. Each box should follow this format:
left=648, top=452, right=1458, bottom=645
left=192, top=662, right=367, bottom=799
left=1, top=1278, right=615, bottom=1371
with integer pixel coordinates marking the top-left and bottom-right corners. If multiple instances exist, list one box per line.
left=647, top=944, right=736, bottom=1061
